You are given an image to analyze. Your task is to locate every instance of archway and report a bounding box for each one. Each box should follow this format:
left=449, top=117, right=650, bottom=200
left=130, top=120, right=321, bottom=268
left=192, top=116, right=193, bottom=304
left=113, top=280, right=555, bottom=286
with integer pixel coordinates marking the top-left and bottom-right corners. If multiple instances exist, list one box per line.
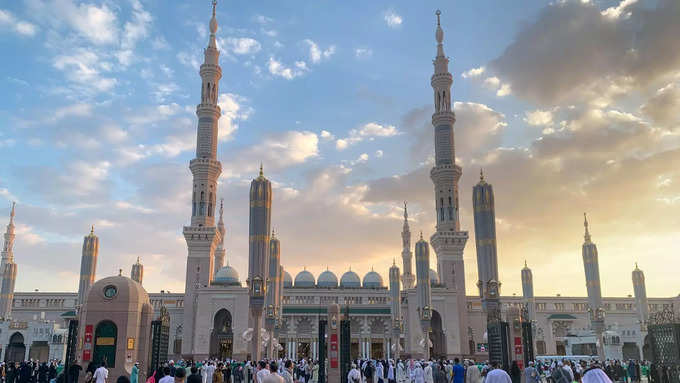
left=430, top=310, right=446, bottom=358
left=622, top=342, right=641, bottom=360
left=93, top=321, right=117, bottom=368
left=5, top=332, right=25, bottom=362
left=210, top=309, right=233, bottom=359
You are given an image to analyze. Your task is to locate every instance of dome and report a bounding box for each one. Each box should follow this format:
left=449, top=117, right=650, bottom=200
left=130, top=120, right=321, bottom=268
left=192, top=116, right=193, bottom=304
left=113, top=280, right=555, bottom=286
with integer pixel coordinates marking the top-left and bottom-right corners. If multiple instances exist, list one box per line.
left=283, top=271, right=293, bottom=288
left=363, top=270, right=383, bottom=288
left=429, top=268, right=439, bottom=286
left=317, top=269, right=338, bottom=288
left=294, top=269, right=315, bottom=288
left=340, top=270, right=361, bottom=288
left=86, top=274, right=150, bottom=307
left=213, top=265, right=241, bottom=286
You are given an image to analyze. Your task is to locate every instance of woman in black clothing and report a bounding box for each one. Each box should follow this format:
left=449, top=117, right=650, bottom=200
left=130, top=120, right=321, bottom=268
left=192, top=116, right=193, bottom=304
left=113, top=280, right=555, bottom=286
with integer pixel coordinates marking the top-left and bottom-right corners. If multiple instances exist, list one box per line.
left=510, top=361, right=522, bottom=383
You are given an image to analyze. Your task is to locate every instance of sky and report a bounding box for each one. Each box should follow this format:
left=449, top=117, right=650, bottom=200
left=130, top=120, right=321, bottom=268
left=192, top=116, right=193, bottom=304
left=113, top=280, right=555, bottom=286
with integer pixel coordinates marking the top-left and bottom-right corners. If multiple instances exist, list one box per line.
left=1, top=0, right=679, bottom=298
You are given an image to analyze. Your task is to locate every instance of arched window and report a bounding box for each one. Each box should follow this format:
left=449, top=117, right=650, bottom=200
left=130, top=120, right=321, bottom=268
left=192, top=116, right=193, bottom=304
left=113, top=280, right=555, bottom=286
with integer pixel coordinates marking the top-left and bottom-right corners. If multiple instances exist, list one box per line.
left=200, top=191, right=205, bottom=216
left=208, top=192, right=213, bottom=217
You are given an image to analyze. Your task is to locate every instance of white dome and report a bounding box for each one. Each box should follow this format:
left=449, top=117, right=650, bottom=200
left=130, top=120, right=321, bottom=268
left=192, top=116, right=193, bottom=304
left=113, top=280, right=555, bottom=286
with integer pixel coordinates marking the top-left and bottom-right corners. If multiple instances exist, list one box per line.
left=294, top=269, right=315, bottom=288
left=363, top=270, right=383, bottom=288
left=429, top=268, right=439, bottom=286
left=214, top=265, right=241, bottom=286
left=283, top=271, right=293, bottom=288
left=340, top=270, right=361, bottom=288
left=317, top=270, right=338, bottom=288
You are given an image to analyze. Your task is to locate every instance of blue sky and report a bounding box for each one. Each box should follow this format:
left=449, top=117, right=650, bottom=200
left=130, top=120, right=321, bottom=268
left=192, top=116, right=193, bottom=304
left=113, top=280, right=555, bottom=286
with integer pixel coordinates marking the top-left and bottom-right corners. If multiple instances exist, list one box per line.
left=1, top=0, right=679, bottom=297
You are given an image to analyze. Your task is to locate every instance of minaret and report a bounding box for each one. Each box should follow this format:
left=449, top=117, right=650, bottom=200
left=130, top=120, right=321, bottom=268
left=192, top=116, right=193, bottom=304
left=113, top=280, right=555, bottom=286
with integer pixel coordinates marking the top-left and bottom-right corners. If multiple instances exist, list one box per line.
left=265, top=229, right=281, bottom=358
left=78, top=225, right=99, bottom=307
left=182, top=0, right=223, bottom=359
left=582, top=213, right=605, bottom=360
left=415, top=232, right=432, bottom=360
left=248, top=164, right=272, bottom=361
left=632, top=263, right=649, bottom=339
left=131, top=257, right=143, bottom=285
left=521, top=261, right=535, bottom=321
left=0, top=203, right=18, bottom=319
left=473, top=169, right=501, bottom=315
left=401, top=202, right=415, bottom=290
left=214, top=198, right=226, bottom=275
left=427, top=10, right=470, bottom=354
left=389, top=259, right=401, bottom=359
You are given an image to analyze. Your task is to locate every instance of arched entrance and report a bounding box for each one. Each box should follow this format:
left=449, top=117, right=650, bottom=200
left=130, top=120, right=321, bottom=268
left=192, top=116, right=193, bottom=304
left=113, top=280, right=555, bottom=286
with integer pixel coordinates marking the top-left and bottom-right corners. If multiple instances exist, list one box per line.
left=5, top=332, right=25, bottom=362
left=210, top=309, right=233, bottom=359
left=93, top=321, right=117, bottom=368
left=430, top=310, right=446, bottom=358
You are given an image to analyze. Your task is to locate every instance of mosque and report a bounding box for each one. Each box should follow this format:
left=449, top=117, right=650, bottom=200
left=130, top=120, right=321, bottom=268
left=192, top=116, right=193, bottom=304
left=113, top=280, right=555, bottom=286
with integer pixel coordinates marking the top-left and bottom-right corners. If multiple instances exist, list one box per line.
left=0, top=4, right=676, bottom=371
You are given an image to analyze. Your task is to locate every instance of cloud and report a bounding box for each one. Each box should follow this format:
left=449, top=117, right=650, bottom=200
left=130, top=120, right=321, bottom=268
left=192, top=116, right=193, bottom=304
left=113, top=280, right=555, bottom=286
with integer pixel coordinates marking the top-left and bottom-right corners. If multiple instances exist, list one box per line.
left=489, top=0, right=680, bottom=106
left=177, top=51, right=200, bottom=70
left=640, top=81, right=680, bottom=127
left=482, top=76, right=512, bottom=97
left=524, top=109, right=554, bottom=126
left=221, top=37, right=261, bottom=55
left=222, top=131, right=319, bottom=178
left=45, top=0, right=119, bottom=45
left=304, top=39, right=335, bottom=64
left=118, top=0, right=152, bottom=66
left=0, top=9, right=38, bottom=36
left=267, top=57, right=308, bottom=80
left=335, top=122, right=399, bottom=151
left=461, top=66, right=485, bottom=78
left=218, top=93, right=253, bottom=141
left=384, top=9, right=403, bottom=28
left=375, top=150, right=383, bottom=158
left=354, top=48, right=373, bottom=59
left=50, top=103, right=93, bottom=121
left=52, top=49, right=117, bottom=93
left=320, top=130, right=335, bottom=141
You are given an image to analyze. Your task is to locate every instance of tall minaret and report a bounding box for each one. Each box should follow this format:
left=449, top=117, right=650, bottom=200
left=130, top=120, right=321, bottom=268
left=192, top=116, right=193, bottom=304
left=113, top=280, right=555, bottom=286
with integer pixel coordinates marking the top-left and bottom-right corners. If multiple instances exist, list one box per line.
left=473, top=170, right=501, bottom=314
left=182, top=0, right=223, bottom=359
left=131, top=257, right=144, bottom=285
left=265, top=229, right=281, bottom=358
left=214, top=198, right=226, bottom=275
left=401, top=202, right=415, bottom=289
left=427, top=10, right=470, bottom=354
left=582, top=213, right=605, bottom=360
left=415, top=233, right=432, bottom=360
left=0, top=203, right=18, bottom=319
left=78, top=226, right=99, bottom=307
left=632, top=263, right=649, bottom=340
left=521, top=261, right=535, bottom=321
left=248, top=165, right=272, bottom=361
left=389, top=259, right=401, bottom=359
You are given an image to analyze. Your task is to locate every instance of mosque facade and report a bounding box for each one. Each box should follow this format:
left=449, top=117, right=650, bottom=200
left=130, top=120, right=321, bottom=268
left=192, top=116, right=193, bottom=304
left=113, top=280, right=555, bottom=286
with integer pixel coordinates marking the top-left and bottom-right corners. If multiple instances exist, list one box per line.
left=0, top=5, right=677, bottom=365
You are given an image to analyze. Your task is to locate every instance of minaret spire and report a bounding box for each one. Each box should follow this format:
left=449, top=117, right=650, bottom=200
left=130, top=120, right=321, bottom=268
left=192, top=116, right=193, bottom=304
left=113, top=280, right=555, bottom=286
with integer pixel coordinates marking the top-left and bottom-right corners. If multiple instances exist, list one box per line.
left=0, top=202, right=18, bottom=319
left=584, top=212, right=591, bottom=243
left=428, top=8, right=471, bottom=354
left=183, top=1, right=224, bottom=358
left=401, top=201, right=415, bottom=289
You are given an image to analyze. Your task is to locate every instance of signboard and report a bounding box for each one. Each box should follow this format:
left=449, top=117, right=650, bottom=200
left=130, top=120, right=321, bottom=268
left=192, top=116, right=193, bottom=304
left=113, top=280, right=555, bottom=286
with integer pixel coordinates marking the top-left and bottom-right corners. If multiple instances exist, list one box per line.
left=514, top=336, right=523, bottom=368
left=127, top=337, right=135, bottom=350
left=330, top=333, right=338, bottom=368
left=83, top=325, right=93, bottom=361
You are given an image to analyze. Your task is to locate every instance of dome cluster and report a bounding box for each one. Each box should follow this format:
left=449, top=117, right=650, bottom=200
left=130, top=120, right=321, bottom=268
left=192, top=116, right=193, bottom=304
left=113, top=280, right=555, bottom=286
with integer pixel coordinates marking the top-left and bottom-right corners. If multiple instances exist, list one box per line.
left=290, top=268, right=386, bottom=289
left=213, top=265, right=241, bottom=286
left=213, top=265, right=440, bottom=289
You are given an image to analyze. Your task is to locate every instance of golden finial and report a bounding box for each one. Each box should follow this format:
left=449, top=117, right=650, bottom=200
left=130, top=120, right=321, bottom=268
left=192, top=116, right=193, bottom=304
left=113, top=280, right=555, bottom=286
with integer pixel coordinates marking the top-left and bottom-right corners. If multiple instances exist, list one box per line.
left=212, top=0, right=217, bottom=17
left=524, top=260, right=527, bottom=268
left=435, top=10, right=441, bottom=26
left=419, top=231, right=423, bottom=240
left=480, top=168, right=484, bottom=182
left=90, top=224, right=94, bottom=235
left=259, top=163, right=263, bottom=177
left=137, top=256, right=141, bottom=264
left=118, top=268, right=122, bottom=276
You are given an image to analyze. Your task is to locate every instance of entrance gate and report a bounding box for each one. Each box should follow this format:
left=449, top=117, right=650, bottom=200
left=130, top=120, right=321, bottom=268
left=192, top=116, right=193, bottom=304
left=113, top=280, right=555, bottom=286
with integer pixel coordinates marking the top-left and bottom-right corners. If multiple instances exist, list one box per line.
left=5, top=333, right=25, bottom=362
left=648, top=308, right=680, bottom=383
left=93, top=321, right=117, bottom=368
left=210, top=309, right=234, bottom=360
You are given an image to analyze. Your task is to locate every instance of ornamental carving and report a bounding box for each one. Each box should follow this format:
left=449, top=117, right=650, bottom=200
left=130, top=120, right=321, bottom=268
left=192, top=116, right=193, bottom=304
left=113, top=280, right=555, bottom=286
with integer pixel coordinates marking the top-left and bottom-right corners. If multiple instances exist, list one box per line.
left=552, top=320, right=571, bottom=338
left=650, top=307, right=676, bottom=325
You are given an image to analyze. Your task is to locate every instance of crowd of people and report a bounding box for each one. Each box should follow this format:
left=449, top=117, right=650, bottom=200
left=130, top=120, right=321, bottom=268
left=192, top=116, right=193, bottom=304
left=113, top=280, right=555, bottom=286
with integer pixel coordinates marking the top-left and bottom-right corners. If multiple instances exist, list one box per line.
left=0, top=357, right=669, bottom=383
